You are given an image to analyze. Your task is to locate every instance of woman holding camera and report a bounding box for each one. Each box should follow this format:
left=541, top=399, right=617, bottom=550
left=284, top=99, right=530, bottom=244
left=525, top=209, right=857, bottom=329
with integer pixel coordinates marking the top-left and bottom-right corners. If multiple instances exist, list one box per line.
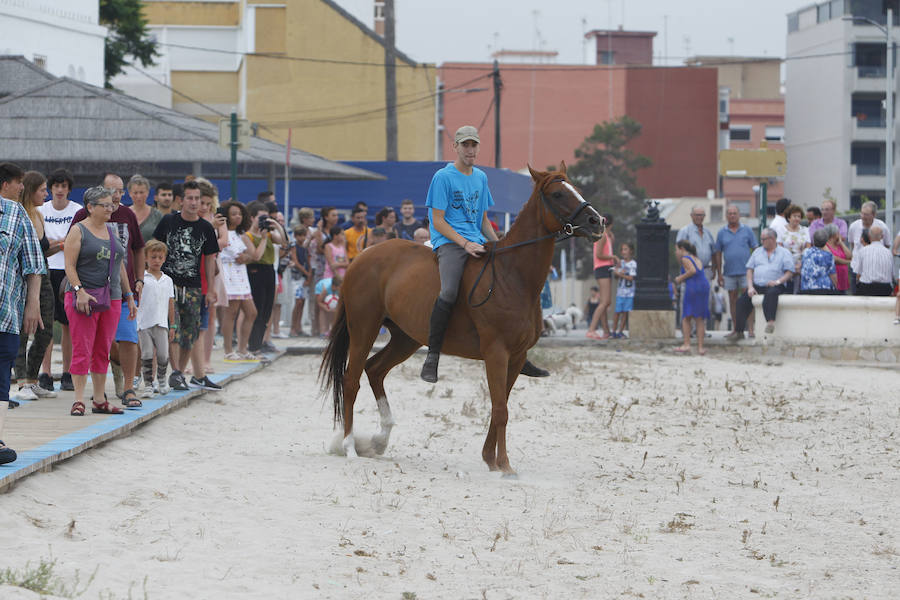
left=245, top=200, right=284, bottom=355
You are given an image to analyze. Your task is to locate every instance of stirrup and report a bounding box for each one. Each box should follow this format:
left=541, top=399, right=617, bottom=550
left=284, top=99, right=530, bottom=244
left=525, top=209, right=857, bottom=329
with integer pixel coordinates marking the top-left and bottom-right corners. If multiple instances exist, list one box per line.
left=420, top=352, right=440, bottom=383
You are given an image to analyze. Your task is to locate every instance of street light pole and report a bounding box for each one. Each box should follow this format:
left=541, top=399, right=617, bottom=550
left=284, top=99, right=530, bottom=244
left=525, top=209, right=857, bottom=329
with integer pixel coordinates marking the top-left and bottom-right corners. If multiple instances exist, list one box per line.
left=887, top=8, right=894, bottom=237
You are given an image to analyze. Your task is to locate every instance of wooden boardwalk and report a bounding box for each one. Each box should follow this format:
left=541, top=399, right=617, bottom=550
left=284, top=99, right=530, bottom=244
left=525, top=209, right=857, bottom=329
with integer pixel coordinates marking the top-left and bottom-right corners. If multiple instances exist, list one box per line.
left=0, top=347, right=289, bottom=493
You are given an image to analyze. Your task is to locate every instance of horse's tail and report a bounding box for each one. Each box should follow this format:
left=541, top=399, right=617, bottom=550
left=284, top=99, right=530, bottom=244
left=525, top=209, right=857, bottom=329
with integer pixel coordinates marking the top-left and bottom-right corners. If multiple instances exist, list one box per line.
left=319, top=303, right=349, bottom=426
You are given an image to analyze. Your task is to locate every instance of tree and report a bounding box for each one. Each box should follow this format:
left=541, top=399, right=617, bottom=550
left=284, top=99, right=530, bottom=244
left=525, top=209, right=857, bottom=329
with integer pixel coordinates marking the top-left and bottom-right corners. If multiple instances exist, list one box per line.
left=562, top=116, right=652, bottom=278
left=100, top=0, right=159, bottom=88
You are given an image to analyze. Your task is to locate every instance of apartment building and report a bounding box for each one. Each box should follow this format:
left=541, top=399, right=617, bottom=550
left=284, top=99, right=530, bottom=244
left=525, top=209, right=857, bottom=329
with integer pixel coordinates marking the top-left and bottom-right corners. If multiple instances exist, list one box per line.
left=786, top=0, right=898, bottom=212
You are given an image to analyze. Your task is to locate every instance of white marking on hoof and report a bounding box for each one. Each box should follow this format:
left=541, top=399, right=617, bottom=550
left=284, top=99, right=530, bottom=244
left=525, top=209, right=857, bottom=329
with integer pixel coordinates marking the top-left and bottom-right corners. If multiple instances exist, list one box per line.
left=372, top=396, right=395, bottom=455
left=342, top=433, right=358, bottom=458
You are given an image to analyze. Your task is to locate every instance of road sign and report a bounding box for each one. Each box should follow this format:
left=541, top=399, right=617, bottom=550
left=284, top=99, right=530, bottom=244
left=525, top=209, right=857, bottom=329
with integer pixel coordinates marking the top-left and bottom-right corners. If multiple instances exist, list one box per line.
left=218, top=117, right=251, bottom=150
left=718, top=148, right=787, bottom=178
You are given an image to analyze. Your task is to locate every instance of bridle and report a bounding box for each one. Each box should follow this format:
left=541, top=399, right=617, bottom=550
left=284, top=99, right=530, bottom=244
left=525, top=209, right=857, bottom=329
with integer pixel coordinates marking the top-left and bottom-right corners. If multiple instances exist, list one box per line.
left=468, top=177, right=601, bottom=307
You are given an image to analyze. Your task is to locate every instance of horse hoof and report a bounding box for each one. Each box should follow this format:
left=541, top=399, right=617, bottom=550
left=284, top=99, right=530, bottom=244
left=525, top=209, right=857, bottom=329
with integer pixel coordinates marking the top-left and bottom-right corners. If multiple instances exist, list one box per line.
left=501, top=472, right=519, bottom=480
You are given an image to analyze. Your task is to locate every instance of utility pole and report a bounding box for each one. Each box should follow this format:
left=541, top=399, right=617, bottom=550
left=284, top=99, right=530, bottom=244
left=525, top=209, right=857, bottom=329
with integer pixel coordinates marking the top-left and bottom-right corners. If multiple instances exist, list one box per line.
left=887, top=8, right=894, bottom=237
left=229, top=111, right=238, bottom=202
left=492, top=59, right=502, bottom=168
left=383, top=0, right=398, bottom=161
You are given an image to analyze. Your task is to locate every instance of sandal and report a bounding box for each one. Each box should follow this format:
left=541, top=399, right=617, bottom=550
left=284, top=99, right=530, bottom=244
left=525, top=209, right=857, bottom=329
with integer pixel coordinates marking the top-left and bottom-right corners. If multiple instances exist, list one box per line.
left=70, top=401, right=85, bottom=416
left=0, top=440, right=15, bottom=465
left=92, top=399, right=124, bottom=415
left=120, top=389, right=142, bottom=409
left=673, top=346, right=691, bottom=354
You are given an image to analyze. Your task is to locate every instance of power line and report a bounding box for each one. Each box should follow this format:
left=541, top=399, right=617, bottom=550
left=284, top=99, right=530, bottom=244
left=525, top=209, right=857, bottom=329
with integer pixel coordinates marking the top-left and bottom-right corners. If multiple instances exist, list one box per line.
left=152, top=40, right=855, bottom=72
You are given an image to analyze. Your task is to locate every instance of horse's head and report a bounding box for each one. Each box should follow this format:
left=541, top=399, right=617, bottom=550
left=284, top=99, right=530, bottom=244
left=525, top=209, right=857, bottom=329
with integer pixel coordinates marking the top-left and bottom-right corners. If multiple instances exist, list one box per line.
left=528, top=162, right=604, bottom=239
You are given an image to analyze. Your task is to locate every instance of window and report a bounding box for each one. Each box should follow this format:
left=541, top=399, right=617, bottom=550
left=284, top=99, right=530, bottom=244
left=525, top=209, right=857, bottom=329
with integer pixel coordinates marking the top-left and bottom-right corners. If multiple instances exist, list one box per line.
left=852, top=94, right=886, bottom=127
left=817, top=3, right=831, bottom=22
left=32, top=54, right=46, bottom=69
left=854, top=42, right=887, bottom=77
left=731, top=201, right=751, bottom=217
left=787, top=12, right=800, bottom=33
left=710, top=205, right=723, bottom=222
left=729, top=125, right=751, bottom=141
left=851, top=143, right=885, bottom=175
left=599, top=51, right=614, bottom=65
left=764, top=126, right=785, bottom=142
left=374, top=1, right=384, bottom=19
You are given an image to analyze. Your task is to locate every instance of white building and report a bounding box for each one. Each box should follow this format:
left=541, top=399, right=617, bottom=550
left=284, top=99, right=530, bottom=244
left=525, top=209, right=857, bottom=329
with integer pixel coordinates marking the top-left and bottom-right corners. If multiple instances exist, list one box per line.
left=0, top=0, right=106, bottom=87
left=785, top=0, right=896, bottom=214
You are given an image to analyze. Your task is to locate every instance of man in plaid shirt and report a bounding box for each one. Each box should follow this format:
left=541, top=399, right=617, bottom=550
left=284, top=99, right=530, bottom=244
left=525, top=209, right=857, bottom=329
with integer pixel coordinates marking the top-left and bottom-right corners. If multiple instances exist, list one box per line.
left=0, top=162, right=46, bottom=465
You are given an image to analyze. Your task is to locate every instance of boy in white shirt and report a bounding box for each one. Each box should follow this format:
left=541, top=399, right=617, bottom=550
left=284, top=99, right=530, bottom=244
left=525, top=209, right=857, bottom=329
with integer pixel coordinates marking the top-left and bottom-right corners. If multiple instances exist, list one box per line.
left=612, top=242, right=637, bottom=339
left=137, top=240, right=175, bottom=398
left=37, top=168, right=82, bottom=392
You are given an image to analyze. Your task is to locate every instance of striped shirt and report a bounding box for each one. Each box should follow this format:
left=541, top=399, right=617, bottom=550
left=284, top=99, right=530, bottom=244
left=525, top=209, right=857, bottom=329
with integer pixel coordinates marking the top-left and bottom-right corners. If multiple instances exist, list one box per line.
left=0, top=197, right=47, bottom=334
left=855, top=243, right=894, bottom=284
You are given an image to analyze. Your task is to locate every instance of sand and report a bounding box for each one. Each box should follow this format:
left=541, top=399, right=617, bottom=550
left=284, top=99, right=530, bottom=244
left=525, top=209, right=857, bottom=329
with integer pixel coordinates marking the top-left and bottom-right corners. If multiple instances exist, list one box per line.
left=1, top=347, right=898, bottom=599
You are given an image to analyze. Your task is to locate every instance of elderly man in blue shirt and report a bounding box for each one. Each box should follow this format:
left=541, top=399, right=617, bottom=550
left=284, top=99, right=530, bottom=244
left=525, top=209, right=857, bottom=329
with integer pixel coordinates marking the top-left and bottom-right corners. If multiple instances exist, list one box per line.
left=716, top=205, right=758, bottom=336
left=726, top=228, right=794, bottom=341
left=677, top=206, right=718, bottom=328
left=0, top=162, right=47, bottom=465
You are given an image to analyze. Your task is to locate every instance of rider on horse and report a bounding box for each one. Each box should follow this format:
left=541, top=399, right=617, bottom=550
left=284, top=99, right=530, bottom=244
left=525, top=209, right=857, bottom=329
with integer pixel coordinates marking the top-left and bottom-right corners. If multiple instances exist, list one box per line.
left=420, top=125, right=498, bottom=383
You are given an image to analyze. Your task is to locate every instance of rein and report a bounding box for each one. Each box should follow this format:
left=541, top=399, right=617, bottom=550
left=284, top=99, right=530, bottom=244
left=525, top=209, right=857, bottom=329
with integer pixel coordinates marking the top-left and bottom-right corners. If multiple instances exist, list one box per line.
left=467, top=178, right=596, bottom=308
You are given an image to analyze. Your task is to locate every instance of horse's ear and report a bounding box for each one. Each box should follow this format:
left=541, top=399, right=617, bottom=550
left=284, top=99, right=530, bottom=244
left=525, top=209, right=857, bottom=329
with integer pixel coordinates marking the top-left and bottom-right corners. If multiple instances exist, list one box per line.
left=558, top=161, right=567, bottom=175
left=527, top=164, right=541, bottom=181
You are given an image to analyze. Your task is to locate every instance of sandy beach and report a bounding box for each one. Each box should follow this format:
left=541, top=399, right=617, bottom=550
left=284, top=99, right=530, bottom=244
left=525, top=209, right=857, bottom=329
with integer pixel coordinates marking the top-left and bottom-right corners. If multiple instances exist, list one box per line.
left=2, top=347, right=898, bottom=599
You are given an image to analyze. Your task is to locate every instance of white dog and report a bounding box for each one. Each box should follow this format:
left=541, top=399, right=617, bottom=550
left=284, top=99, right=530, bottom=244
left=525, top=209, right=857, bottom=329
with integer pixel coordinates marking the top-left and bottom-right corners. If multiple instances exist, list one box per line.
left=542, top=305, right=584, bottom=335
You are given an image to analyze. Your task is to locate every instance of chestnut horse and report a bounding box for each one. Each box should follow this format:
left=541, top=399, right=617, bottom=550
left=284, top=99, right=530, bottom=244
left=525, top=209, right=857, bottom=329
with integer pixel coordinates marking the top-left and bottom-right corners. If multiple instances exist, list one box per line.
left=319, top=163, right=603, bottom=474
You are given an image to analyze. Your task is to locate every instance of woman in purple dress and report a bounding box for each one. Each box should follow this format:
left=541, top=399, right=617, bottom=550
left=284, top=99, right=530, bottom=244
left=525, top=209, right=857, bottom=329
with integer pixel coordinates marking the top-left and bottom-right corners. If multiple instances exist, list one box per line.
left=673, top=240, right=710, bottom=355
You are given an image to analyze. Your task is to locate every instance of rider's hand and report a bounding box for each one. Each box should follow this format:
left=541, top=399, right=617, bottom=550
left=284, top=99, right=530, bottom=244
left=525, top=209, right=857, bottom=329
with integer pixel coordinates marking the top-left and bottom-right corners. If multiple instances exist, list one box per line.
left=462, top=240, right=485, bottom=257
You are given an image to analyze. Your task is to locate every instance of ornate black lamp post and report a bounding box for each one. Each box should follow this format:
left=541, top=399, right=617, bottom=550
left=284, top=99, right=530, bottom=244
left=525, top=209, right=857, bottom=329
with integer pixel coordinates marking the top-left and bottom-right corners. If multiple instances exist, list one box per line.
left=633, top=200, right=673, bottom=311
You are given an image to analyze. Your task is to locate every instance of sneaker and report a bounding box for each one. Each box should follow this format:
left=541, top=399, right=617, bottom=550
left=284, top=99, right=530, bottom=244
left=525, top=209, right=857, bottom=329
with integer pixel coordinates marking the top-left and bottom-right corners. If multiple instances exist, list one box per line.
left=60, top=372, right=75, bottom=391
left=724, top=331, right=744, bottom=343
left=190, top=376, right=222, bottom=391
left=139, top=382, right=156, bottom=399
left=272, top=332, right=290, bottom=339
left=111, top=361, right=125, bottom=398
left=157, top=381, right=171, bottom=395
left=38, top=372, right=54, bottom=391
left=893, top=317, right=900, bottom=325
left=260, top=341, right=279, bottom=353
left=133, top=376, right=141, bottom=390
left=168, top=371, right=189, bottom=391
left=25, top=382, right=57, bottom=399
left=14, top=385, right=39, bottom=401
left=764, top=323, right=775, bottom=334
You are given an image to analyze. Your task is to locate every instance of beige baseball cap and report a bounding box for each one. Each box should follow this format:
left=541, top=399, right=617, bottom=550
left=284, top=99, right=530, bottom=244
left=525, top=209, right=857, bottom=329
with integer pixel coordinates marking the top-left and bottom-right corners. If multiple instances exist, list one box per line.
left=454, top=125, right=480, bottom=144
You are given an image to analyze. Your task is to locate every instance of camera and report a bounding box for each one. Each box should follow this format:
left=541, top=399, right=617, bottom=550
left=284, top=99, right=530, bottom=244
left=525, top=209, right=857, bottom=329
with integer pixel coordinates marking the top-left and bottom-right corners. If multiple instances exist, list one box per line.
left=258, top=214, right=272, bottom=231
left=216, top=205, right=228, bottom=218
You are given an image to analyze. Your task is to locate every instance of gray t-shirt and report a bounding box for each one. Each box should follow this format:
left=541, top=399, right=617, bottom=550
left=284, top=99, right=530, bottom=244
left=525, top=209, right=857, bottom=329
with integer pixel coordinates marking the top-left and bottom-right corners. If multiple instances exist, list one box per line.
left=67, top=223, right=126, bottom=300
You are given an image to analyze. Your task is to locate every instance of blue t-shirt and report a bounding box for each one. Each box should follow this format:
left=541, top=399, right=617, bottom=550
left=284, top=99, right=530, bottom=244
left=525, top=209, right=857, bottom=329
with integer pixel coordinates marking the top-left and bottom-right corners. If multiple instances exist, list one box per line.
left=716, top=224, right=758, bottom=277
left=425, top=163, right=494, bottom=250
left=315, top=278, right=336, bottom=296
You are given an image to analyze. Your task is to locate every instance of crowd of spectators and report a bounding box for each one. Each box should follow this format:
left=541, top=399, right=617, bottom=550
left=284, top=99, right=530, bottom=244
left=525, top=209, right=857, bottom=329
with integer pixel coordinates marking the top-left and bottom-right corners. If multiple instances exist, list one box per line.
left=0, top=160, right=433, bottom=463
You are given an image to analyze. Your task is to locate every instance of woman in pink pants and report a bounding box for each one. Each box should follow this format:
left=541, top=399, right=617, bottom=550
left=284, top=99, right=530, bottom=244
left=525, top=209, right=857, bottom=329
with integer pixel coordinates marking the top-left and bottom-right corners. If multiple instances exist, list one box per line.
left=63, top=186, right=136, bottom=416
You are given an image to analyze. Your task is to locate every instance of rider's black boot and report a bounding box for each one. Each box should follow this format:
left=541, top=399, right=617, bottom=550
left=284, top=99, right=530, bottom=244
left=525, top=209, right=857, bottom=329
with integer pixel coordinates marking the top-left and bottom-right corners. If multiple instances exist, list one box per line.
left=421, top=298, right=453, bottom=383
left=520, top=359, right=550, bottom=378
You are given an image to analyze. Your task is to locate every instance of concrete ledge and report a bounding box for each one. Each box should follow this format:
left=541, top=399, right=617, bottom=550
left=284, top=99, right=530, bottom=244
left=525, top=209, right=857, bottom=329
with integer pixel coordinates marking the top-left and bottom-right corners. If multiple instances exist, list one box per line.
left=753, top=294, right=898, bottom=346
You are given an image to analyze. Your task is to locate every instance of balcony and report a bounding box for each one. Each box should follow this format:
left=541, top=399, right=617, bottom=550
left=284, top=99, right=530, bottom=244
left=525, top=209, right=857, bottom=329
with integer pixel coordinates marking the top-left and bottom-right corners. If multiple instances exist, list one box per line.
left=852, top=115, right=887, bottom=141
left=852, top=163, right=886, bottom=190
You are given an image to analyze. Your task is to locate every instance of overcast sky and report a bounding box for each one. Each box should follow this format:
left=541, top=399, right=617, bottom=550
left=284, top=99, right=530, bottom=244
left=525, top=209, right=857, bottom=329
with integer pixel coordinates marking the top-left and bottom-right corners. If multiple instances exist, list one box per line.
left=336, top=0, right=814, bottom=65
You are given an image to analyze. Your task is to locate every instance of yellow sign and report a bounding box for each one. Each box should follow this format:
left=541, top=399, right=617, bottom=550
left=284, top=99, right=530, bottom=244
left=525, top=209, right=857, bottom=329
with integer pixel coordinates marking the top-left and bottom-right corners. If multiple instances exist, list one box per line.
left=218, top=118, right=252, bottom=150
left=718, top=148, right=787, bottom=178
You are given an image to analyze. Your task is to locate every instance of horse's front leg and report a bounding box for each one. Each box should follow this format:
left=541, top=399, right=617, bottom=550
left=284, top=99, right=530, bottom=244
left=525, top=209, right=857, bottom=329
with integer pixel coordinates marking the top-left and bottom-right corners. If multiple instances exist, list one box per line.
left=481, top=348, right=526, bottom=475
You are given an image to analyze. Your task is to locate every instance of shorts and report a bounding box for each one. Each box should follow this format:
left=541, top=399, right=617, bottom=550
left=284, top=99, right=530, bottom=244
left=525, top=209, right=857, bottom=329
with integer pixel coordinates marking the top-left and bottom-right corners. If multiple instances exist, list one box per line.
left=50, top=269, right=69, bottom=325
left=722, top=274, right=747, bottom=291
left=294, top=279, right=307, bottom=299
left=199, top=297, right=209, bottom=331
left=115, top=300, right=139, bottom=343
left=615, top=296, right=633, bottom=313
left=173, top=286, right=203, bottom=350
left=594, top=266, right=612, bottom=279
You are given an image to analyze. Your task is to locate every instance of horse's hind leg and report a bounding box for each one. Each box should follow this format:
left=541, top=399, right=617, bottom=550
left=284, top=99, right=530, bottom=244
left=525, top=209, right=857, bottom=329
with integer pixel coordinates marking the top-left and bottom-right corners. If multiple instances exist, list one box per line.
left=365, top=324, right=422, bottom=455
left=341, top=317, right=383, bottom=458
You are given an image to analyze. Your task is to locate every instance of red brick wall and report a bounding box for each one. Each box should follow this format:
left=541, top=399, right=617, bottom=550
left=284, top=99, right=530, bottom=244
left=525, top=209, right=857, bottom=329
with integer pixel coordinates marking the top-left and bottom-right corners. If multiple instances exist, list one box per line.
left=593, top=34, right=654, bottom=66
left=623, top=67, right=719, bottom=197
left=439, top=63, right=717, bottom=199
